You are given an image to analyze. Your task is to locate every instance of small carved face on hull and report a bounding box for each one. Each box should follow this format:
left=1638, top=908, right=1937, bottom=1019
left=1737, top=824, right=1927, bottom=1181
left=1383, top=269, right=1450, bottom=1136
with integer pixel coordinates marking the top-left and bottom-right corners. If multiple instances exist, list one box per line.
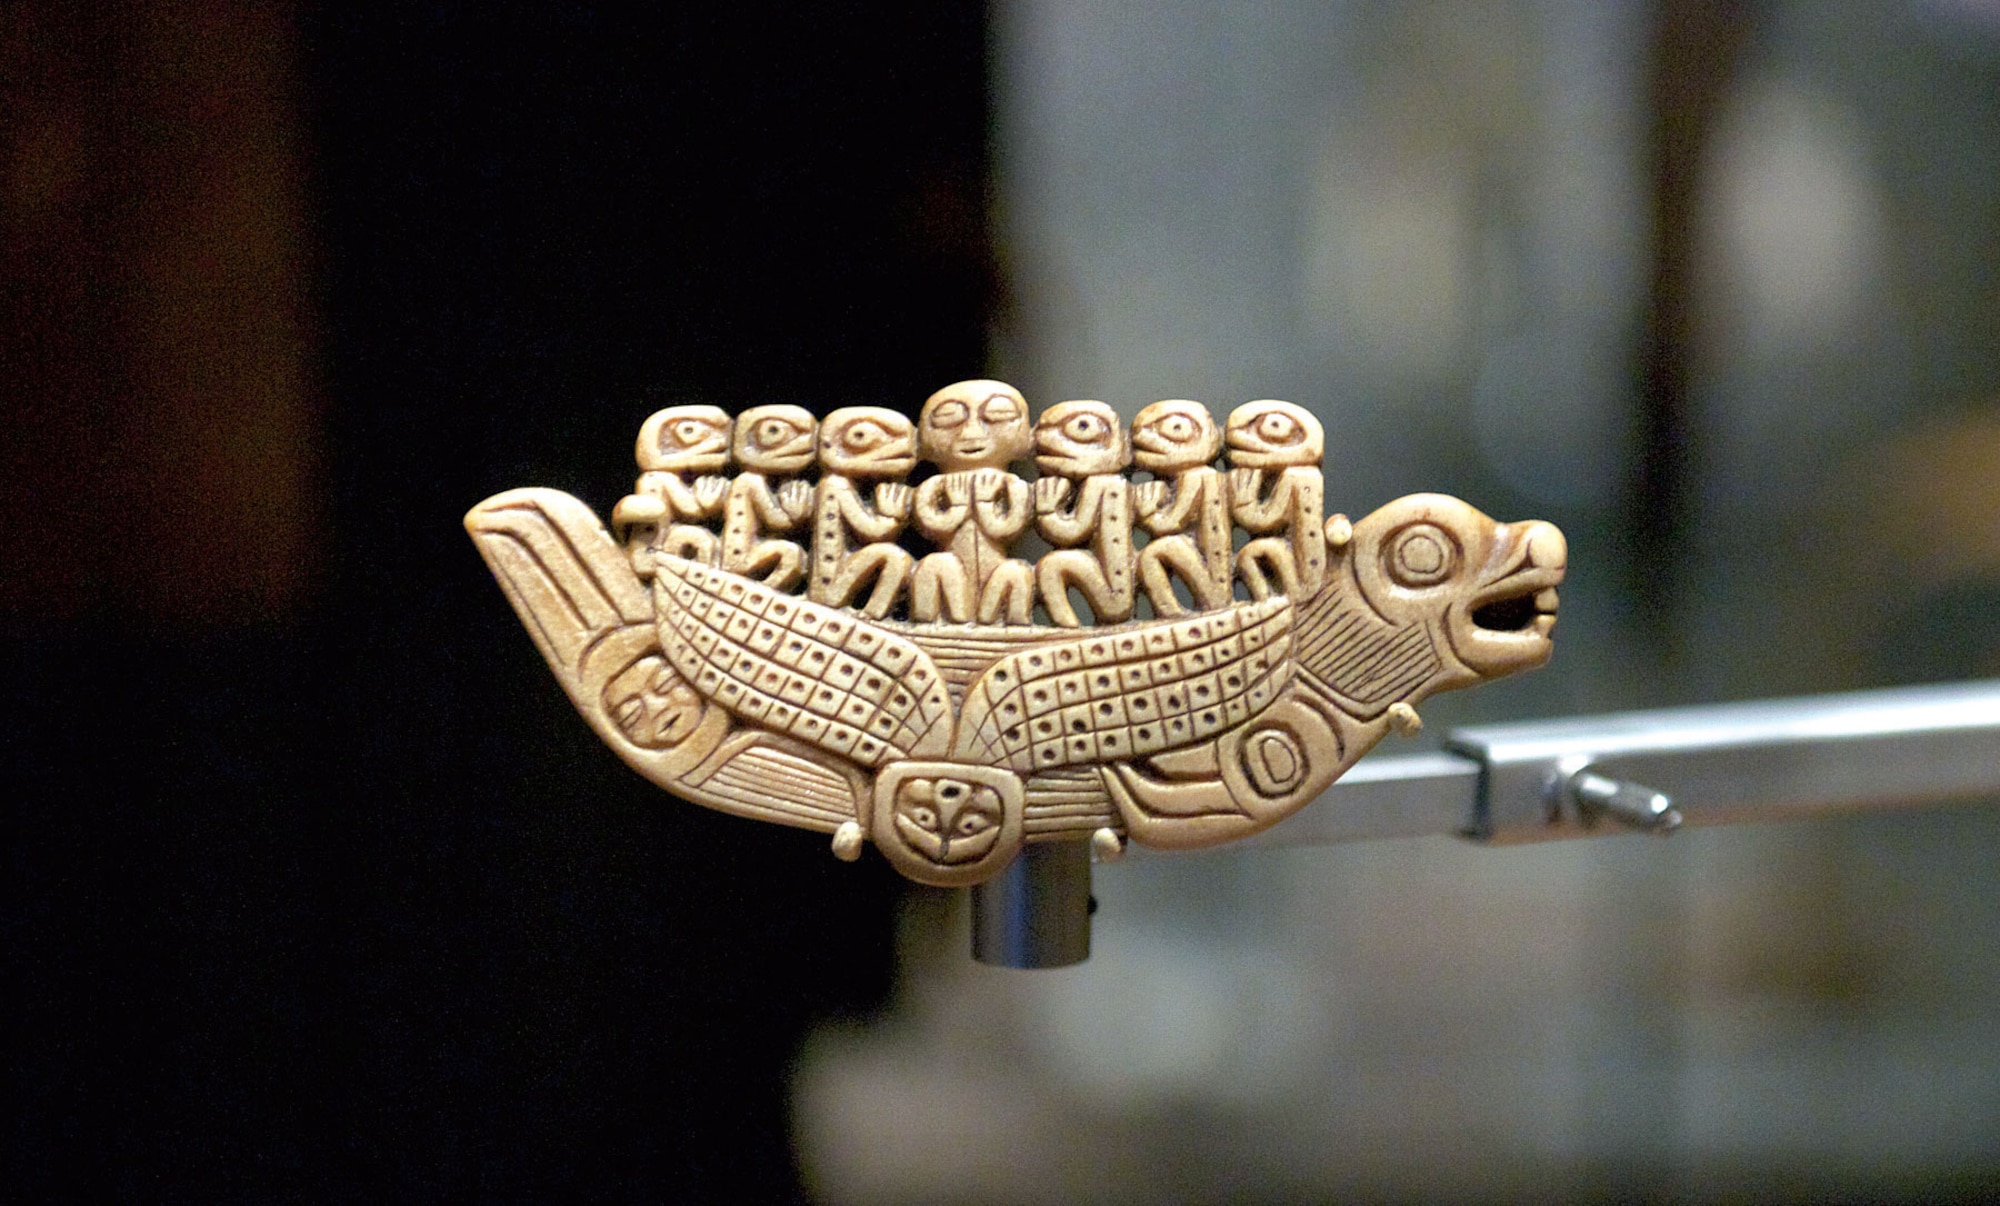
left=733, top=405, right=818, bottom=473
left=1347, top=493, right=1566, bottom=678
left=1225, top=399, right=1324, bottom=469
left=892, top=777, right=1005, bottom=864
left=869, top=762, right=1026, bottom=887
left=819, top=407, right=916, bottom=477
left=635, top=405, right=732, bottom=473
left=603, top=656, right=709, bottom=748
left=1035, top=399, right=1130, bottom=476
left=920, top=379, right=1032, bottom=472
left=1131, top=399, right=1221, bottom=473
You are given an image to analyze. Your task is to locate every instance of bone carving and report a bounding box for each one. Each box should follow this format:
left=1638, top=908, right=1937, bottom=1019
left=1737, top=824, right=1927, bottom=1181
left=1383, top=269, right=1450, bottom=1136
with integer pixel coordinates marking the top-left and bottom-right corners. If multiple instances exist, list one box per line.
left=467, top=380, right=1567, bottom=886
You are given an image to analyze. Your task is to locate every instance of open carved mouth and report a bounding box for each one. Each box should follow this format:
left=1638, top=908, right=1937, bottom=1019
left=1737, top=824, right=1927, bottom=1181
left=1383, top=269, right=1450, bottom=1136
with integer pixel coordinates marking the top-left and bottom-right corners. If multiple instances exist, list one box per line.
left=1472, top=585, right=1558, bottom=633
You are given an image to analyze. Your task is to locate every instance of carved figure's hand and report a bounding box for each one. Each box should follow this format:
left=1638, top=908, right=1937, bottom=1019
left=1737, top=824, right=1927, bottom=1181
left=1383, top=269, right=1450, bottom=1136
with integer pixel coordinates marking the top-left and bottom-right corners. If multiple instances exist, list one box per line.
left=1228, top=467, right=1264, bottom=503
left=941, top=473, right=971, bottom=506
left=693, top=476, right=730, bottom=512
left=1133, top=479, right=1167, bottom=518
left=971, top=468, right=1005, bottom=502
left=875, top=481, right=912, bottom=518
left=1034, top=476, right=1072, bottom=513
left=778, top=479, right=815, bottom=522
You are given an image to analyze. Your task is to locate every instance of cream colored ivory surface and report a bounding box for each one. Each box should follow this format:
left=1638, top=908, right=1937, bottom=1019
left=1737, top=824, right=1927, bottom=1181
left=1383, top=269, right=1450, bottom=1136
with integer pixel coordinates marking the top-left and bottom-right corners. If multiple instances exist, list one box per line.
left=467, top=381, right=1567, bottom=886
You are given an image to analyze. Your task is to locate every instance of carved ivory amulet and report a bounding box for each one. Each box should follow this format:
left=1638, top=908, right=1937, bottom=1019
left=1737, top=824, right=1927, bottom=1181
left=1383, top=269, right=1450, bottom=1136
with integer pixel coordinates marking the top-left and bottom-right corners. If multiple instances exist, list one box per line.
left=466, top=381, right=1567, bottom=887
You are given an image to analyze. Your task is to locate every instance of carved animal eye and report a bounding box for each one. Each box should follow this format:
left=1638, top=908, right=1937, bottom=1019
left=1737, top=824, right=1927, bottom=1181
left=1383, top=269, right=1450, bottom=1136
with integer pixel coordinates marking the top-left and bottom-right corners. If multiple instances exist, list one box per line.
left=756, top=418, right=797, bottom=447
left=1158, top=415, right=1195, bottom=441
left=929, top=400, right=969, bottom=428
left=1387, top=522, right=1458, bottom=587
left=954, top=812, right=993, bottom=836
left=905, top=806, right=938, bottom=830
left=673, top=420, right=708, bottom=445
left=1256, top=412, right=1301, bottom=444
left=981, top=396, right=1020, bottom=424
left=843, top=421, right=884, bottom=450
left=1062, top=413, right=1107, bottom=443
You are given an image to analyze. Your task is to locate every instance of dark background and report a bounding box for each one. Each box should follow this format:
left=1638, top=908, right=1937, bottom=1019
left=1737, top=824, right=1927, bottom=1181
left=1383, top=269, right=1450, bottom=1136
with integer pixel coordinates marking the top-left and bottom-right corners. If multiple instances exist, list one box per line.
left=8, top=3, right=989, bottom=1197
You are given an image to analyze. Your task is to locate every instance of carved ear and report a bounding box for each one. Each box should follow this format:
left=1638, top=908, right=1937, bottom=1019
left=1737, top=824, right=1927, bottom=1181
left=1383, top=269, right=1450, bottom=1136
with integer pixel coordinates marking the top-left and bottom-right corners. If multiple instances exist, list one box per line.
left=465, top=487, right=654, bottom=691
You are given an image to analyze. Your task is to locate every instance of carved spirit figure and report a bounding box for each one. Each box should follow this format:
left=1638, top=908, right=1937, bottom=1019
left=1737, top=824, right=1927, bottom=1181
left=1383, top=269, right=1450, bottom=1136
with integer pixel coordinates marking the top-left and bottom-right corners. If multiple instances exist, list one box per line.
left=719, top=404, right=817, bottom=591
left=1227, top=399, right=1326, bottom=600
left=1033, top=399, right=1135, bottom=626
left=466, top=379, right=1569, bottom=894
left=911, top=380, right=1035, bottom=624
left=1131, top=399, right=1231, bottom=615
left=610, top=404, right=732, bottom=573
left=810, top=407, right=916, bottom=618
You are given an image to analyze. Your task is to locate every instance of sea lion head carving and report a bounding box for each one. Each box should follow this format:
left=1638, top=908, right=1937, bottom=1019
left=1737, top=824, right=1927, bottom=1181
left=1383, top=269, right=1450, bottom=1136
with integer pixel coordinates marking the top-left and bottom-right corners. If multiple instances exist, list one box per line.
left=1345, top=493, right=1566, bottom=678
left=820, top=406, right=916, bottom=477
left=635, top=404, right=732, bottom=473
left=1225, top=399, right=1323, bottom=469
left=1131, top=399, right=1221, bottom=473
left=1034, top=399, right=1129, bottom=476
left=733, top=404, right=818, bottom=473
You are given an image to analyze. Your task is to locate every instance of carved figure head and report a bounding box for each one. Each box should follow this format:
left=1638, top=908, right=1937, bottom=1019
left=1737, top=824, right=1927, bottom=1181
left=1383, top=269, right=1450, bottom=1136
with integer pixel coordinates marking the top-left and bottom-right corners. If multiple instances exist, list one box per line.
left=732, top=404, right=818, bottom=473
left=819, top=407, right=916, bottom=478
left=1344, top=493, right=1566, bottom=680
left=1034, top=399, right=1130, bottom=477
left=1131, top=399, right=1221, bottom=474
left=635, top=405, right=732, bottom=473
left=919, top=379, right=1032, bottom=472
left=1225, top=399, right=1323, bottom=469
left=890, top=775, right=1007, bottom=866
left=603, top=656, right=709, bottom=749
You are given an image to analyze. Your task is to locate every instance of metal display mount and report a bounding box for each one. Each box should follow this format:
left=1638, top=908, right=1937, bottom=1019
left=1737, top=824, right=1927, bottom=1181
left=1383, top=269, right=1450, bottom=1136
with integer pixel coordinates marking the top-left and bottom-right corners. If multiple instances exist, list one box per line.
left=973, top=678, right=2000, bottom=968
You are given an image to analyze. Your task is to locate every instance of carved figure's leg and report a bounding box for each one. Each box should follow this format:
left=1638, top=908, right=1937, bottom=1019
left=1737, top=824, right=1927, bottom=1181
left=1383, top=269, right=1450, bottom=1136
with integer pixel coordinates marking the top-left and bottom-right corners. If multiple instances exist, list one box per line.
left=979, top=560, right=1035, bottom=626
left=1043, top=550, right=1127, bottom=626
left=658, top=525, right=718, bottom=565
left=735, top=539, right=806, bottom=591
left=828, top=544, right=913, bottom=618
left=1140, top=535, right=1230, bottom=616
left=1237, top=538, right=1301, bottom=600
left=912, top=553, right=972, bottom=622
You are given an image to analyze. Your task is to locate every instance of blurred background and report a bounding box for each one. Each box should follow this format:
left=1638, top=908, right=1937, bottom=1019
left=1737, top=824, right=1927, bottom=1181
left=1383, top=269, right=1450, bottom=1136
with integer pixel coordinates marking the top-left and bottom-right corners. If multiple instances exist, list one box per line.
left=6, top=1, right=1998, bottom=1200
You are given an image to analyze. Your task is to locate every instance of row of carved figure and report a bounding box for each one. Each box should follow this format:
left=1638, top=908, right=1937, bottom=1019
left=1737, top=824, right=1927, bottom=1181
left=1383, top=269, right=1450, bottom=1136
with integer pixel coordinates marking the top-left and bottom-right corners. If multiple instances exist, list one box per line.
left=610, top=379, right=1337, bottom=627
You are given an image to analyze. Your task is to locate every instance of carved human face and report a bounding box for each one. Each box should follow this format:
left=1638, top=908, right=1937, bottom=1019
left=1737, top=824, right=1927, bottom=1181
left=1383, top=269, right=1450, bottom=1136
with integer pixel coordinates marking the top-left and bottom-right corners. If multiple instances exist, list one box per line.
left=732, top=404, right=818, bottom=473
left=1131, top=399, right=1220, bottom=474
left=890, top=776, right=1006, bottom=865
left=603, top=656, right=708, bottom=749
left=1225, top=399, right=1324, bottom=469
left=1034, top=399, right=1129, bottom=477
left=819, top=406, right=916, bottom=477
left=635, top=405, right=732, bottom=473
left=919, top=380, right=1031, bottom=472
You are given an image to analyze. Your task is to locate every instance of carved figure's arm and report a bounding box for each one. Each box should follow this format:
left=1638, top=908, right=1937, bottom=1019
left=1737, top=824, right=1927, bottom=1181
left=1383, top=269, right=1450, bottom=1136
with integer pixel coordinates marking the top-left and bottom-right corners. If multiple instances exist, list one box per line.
left=1037, top=478, right=1102, bottom=545
left=834, top=479, right=902, bottom=541
left=640, top=471, right=705, bottom=521
left=735, top=475, right=785, bottom=528
left=976, top=474, right=1032, bottom=540
left=1230, top=467, right=1294, bottom=532
left=1142, top=469, right=1210, bottom=536
left=914, top=476, right=967, bottom=541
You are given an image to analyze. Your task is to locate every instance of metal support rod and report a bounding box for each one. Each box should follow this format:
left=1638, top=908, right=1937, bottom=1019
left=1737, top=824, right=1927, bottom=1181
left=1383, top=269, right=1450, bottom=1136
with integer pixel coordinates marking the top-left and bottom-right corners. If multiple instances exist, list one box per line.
left=971, top=839, right=1092, bottom=968
left=982, top=681, right=2000, bottom=961
left=1209, top=679, right=2000, bottom=853
left=1452, top=678, right=2000, bottom=843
